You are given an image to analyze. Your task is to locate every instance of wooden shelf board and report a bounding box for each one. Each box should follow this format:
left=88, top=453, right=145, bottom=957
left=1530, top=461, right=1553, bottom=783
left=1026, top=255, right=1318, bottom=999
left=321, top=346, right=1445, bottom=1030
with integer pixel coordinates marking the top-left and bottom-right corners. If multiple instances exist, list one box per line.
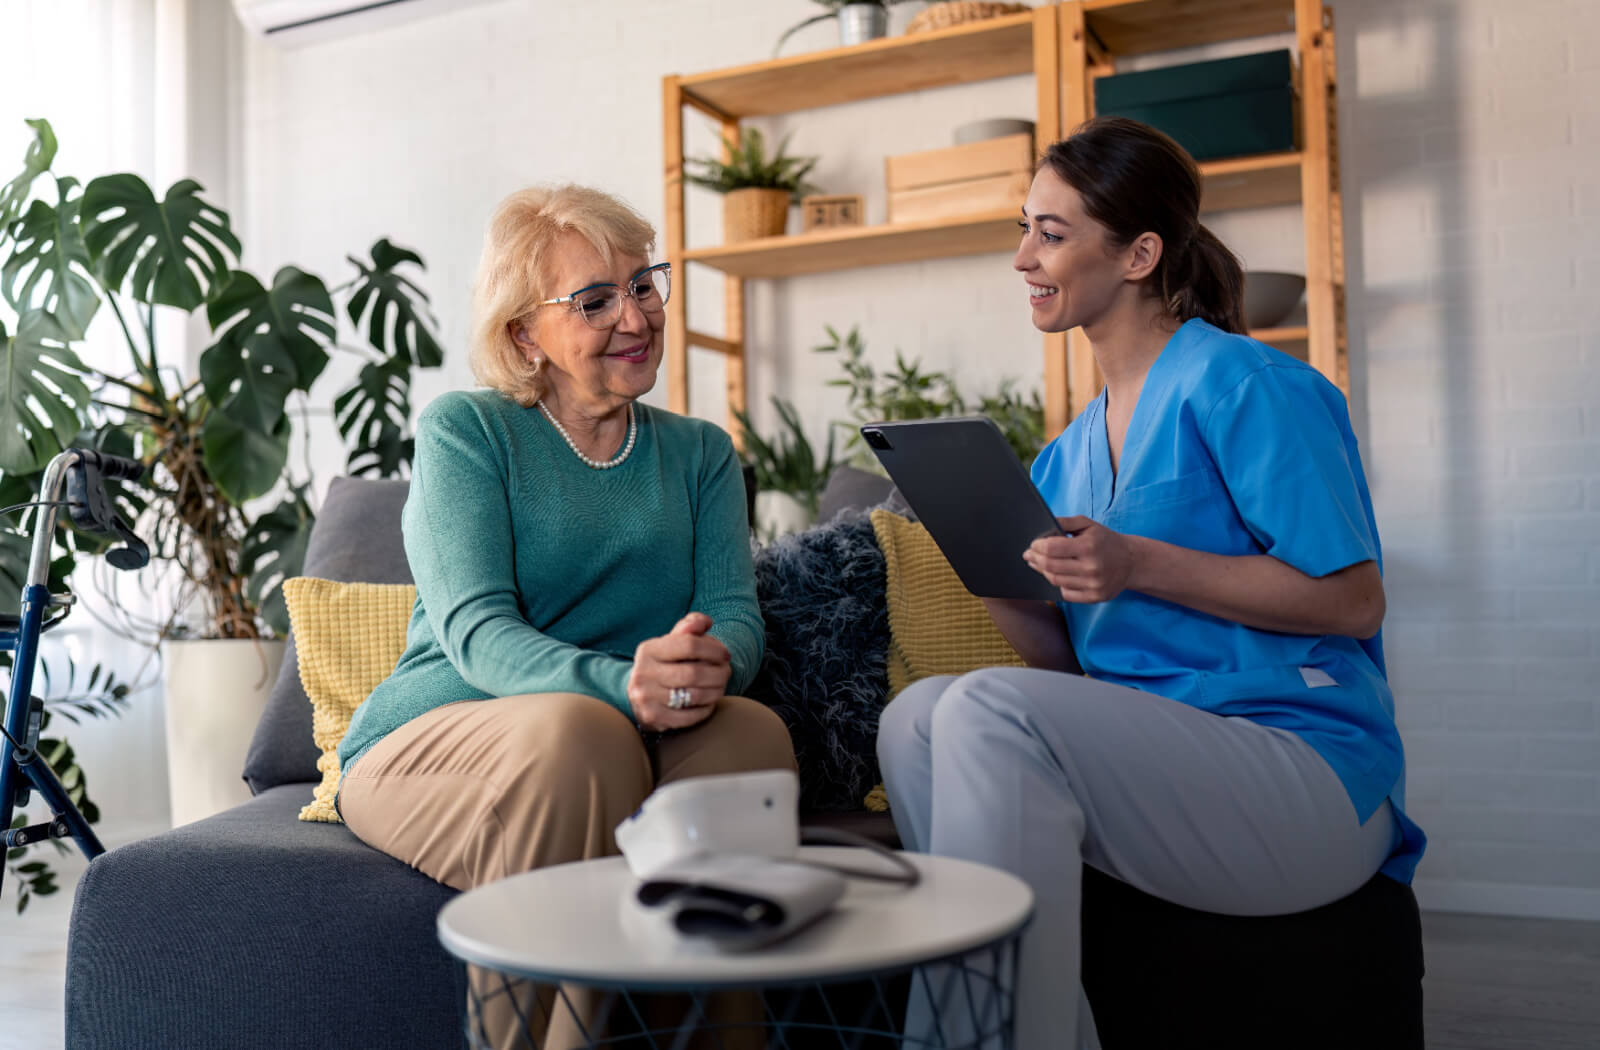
left=684, top=209, right=1023, bottom=279
left=1084, top=0, right=1295, bottom=56
left=1251, top=325, right=1309, bottom=348
left=1199, top=151, right=1303, bottom=213
left=679, top=11, right=1038, bottom=118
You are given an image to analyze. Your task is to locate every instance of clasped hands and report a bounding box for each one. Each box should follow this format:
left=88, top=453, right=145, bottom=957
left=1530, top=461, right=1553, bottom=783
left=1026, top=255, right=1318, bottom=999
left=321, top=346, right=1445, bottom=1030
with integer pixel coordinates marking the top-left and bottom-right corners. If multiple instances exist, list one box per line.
left=627, top=611, right=730, bottom=731
left=1022, top=516, right=1139, bottom=604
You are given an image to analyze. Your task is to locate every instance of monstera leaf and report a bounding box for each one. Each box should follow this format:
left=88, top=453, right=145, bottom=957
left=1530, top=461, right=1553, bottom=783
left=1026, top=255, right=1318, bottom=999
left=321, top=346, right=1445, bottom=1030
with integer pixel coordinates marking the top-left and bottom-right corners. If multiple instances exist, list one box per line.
left=0, top=313, right=91, bottom=474
left=333, top=356, right=413, bottom=477
left=239, top=486, right=313, bottom=636
left=0, top=470, right=37, bottom=614
left=0, top=119, right=56, bottom=229
left=0, top=467, right=76, bottom=617
left=200, top=409, right=291, bottom=507
left=204, top=267, right=334, bottom=397
left=80, top=174, right=240, bottom=310
left=346, top=239, right=442, bottom=367
left=2, top=177, right=100, bottom=340
left=197, top=267, right=333, bottom=504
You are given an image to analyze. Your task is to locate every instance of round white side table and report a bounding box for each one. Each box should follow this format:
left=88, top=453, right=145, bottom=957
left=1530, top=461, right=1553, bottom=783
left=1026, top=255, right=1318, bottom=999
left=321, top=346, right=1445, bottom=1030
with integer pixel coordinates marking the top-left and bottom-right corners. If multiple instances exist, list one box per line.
left=438, top=845, right=1034, bottom=1048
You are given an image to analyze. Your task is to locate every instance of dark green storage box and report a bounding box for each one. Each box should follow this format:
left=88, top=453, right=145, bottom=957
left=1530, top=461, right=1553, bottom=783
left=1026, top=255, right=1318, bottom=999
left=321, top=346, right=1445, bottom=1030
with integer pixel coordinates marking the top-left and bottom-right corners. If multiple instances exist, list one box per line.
left=1093, top=49, right=1296, bottom=162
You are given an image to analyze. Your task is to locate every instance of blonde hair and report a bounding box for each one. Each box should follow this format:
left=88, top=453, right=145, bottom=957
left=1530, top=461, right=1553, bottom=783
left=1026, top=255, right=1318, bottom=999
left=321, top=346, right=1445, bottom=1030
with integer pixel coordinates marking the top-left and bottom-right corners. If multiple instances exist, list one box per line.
left=469, top=185, right=657, bottom=406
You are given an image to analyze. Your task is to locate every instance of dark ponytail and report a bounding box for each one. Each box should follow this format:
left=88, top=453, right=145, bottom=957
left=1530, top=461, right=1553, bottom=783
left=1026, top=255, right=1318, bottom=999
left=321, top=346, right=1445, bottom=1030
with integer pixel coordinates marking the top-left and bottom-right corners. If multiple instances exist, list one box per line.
left=1040, top=117, right=1247, bottom=334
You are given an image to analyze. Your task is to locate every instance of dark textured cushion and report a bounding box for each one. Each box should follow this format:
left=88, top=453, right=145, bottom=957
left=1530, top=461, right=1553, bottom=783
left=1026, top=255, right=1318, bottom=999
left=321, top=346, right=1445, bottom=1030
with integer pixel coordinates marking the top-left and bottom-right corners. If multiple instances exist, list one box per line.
left=241, top=478, right=413, bottom=794
left=67, top=783, right=464, bottom=1050
left=746, top=513, right=891, bottom=811
left=817, top=464, right=912, bottom=524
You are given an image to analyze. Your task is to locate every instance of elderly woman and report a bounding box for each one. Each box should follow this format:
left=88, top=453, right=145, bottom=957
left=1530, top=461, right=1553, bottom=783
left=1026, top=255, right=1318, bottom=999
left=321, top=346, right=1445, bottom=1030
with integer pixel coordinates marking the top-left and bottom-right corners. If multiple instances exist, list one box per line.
left=335, top=184, right=795, bottom=1047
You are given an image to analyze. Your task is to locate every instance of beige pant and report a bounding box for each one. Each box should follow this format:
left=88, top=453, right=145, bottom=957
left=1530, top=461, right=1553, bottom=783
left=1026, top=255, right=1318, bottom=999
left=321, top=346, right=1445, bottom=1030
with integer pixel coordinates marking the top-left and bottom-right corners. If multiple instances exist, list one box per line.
left=339, top=692, right=797, bottom=1049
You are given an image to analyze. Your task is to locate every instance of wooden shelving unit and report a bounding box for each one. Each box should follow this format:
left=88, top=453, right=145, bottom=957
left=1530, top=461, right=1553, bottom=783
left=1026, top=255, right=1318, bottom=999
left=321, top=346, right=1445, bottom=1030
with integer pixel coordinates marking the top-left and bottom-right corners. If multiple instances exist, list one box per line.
left=663, top=0, right=1346, bottom=439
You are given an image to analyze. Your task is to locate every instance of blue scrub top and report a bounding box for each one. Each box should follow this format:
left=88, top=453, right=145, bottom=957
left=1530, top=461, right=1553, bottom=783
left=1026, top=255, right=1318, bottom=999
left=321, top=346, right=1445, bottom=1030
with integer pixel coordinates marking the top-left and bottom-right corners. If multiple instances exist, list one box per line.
left=1030, top=318, right=1425, bottom=883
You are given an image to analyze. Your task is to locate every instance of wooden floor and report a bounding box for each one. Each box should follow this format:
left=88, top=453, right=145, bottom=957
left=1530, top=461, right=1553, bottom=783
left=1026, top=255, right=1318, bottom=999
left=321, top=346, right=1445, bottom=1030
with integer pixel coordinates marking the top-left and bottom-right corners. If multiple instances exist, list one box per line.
left=1, top=861, right=1597, bottom=1049
left=1423, top=910, right=1600, bottom=1050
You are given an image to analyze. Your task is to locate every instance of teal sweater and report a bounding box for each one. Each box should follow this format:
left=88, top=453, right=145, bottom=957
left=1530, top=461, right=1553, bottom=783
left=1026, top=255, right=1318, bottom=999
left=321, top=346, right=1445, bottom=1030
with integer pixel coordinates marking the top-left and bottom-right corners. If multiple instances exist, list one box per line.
left=337, top=390, right=764, bottom=776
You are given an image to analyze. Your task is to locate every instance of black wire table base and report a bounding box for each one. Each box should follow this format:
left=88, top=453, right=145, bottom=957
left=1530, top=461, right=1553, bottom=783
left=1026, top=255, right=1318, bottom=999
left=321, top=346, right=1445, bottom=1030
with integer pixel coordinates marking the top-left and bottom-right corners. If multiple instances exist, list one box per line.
left=460, top=934, right=1022, bottom=1050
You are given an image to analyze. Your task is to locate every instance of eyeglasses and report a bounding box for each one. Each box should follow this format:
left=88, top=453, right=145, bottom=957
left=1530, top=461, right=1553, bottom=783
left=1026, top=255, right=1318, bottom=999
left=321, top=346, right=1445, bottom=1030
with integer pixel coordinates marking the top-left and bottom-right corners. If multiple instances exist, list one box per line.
left=537, top=263, right=672, bottom=330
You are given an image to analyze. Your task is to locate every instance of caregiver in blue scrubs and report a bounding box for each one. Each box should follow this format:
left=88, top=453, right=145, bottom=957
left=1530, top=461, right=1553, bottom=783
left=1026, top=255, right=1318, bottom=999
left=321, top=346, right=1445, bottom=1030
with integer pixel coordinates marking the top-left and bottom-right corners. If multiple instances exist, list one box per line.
left=876, top=116, right=1425, bottom=1049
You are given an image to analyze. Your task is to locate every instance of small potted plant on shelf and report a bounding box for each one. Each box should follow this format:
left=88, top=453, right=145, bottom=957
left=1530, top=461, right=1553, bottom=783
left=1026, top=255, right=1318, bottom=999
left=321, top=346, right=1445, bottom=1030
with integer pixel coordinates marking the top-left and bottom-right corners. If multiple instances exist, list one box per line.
left=685, top=127, right=820, bottom=243
left=775, top=1, right=920, bottom=56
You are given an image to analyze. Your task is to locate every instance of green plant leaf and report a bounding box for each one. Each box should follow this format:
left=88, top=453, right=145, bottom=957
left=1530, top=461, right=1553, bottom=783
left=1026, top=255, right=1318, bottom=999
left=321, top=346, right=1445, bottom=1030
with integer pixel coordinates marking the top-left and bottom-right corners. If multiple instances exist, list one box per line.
left=685, top=127, right=820, bottom=198
left=199, top=410, right=291, bottom=506
left=203, top=266, right=335, bottom=405
left=41, top=656, right=131, bottom=723
left=345, top=239, right=443, bottom=368
left=80, top=174, right=240, bottom=310
left=0, top=312, right=92, bottom=473
left=735, top=397, right=835, bottom=513
left=0, top=514, right=72, bottom=618
left=332, top=356, right=414, bottom=477
left=1, top=177, right=100, bottom=340
left=0, top=119, right=56, bottom=229
left=0, top=527, right=28, bottom=613
left=238, top=487, right=313, bottom=637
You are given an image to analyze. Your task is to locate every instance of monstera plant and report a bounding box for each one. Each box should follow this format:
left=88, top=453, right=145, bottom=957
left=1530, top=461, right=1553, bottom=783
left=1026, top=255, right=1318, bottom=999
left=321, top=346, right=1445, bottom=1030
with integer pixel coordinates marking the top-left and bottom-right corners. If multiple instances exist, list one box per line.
left=0, top=118, right=443, bottom=639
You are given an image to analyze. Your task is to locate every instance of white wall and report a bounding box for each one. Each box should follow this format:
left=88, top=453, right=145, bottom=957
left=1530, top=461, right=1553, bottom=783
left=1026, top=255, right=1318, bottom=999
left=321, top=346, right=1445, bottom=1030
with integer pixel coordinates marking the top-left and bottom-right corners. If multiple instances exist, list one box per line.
left=27, top=0, right=1589, bottom=916
left=1341, top=0, right=1600, bottom=920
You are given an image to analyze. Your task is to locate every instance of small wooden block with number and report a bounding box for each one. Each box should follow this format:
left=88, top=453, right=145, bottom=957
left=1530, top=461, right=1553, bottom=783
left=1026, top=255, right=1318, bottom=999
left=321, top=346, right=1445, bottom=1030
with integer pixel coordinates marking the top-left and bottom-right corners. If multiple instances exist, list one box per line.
left=801, top=194, right=865, bottom=232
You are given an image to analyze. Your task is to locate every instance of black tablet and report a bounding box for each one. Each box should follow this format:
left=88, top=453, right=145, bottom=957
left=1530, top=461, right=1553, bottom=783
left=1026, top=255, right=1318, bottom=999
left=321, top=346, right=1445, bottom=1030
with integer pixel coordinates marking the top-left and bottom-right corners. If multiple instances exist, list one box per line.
left=862, top=417, right=1065, bottom=602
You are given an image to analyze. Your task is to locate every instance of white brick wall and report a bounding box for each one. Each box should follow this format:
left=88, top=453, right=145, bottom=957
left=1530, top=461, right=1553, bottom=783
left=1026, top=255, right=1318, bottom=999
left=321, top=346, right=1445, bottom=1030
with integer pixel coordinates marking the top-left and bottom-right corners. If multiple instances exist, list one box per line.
left=1346, top=0, right=1600, bottom=918
left=223, top=0, right=1599, bottom=918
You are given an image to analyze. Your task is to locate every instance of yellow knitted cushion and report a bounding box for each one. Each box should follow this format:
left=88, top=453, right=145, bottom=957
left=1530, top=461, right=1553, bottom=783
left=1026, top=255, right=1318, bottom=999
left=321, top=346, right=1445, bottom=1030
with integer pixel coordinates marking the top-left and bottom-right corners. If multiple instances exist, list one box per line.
left=282, top=577, right=416, bottom=823
left=870, top=509, right=1025, bottom=697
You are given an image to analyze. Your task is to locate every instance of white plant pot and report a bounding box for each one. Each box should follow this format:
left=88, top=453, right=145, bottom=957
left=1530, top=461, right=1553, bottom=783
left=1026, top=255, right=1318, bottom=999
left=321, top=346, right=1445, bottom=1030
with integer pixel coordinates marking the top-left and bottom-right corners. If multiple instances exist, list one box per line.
left=163, top=638, right=285, bottom=827
left=757, top=491, right=814, bottom=539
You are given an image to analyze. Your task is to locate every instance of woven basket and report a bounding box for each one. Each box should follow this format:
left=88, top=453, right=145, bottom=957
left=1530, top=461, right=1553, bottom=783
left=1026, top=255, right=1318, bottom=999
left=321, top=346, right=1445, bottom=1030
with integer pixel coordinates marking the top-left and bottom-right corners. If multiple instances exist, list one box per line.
left=905, top=1, right=1030, bottom=35
left=723, top=187, right=791, bottom=242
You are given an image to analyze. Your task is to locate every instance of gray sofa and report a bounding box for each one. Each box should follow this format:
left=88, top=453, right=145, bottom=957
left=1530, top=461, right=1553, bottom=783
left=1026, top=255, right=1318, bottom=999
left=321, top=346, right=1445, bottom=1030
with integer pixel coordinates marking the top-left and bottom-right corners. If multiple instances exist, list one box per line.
left=66, top=471, right=1424, bottom=1050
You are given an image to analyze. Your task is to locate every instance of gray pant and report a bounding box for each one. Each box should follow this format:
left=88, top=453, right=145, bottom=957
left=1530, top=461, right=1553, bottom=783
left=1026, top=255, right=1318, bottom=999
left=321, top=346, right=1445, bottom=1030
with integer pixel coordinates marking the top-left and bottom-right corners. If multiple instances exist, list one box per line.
left=876, top=668, right=1397, bottom=1050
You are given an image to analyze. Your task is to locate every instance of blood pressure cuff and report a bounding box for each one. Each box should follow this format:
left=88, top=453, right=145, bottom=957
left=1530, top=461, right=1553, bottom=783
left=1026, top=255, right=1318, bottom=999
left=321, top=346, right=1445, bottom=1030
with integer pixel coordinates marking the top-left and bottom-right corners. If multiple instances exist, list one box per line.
left=635, top=854, right=846, bottom=952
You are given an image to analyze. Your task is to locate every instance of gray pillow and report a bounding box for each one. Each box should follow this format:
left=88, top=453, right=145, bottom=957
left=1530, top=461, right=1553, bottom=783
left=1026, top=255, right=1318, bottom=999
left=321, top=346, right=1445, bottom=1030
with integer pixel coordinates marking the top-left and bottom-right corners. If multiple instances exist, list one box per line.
left=816, top=464, right=913, bottom=524
left=240, top=477, right=413, bottom=794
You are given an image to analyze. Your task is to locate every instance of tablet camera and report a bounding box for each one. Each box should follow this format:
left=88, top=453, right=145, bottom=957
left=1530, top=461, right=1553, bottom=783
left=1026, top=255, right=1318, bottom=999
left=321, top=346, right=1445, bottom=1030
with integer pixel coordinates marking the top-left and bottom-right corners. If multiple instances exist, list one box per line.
left=863, top=428, right=893, bottom=451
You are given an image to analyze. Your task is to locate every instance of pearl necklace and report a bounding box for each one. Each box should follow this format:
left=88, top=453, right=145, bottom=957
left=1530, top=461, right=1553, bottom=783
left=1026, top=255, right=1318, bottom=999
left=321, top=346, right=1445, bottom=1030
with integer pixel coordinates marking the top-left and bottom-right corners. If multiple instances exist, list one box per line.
left=536, top=400, right=637, bottom=470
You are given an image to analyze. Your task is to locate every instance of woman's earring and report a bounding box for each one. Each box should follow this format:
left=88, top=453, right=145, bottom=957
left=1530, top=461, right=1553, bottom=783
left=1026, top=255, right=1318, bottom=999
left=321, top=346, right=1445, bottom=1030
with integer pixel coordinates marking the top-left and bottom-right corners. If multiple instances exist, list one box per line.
left=530, top=356, right=542, bottom=373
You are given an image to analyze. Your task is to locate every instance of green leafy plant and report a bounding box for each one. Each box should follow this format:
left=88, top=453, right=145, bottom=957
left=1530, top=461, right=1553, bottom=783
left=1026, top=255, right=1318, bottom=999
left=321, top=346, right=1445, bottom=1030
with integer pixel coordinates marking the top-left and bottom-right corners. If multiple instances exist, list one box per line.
left=735, top=397, right=838, bottom=517
left=814, top=324, right=1047, bottom=465
left=685, top=127, right=820, bottom=201
left=3, top=654, right=129, bottom=913
left=0, top=118, right=443, bottom=641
